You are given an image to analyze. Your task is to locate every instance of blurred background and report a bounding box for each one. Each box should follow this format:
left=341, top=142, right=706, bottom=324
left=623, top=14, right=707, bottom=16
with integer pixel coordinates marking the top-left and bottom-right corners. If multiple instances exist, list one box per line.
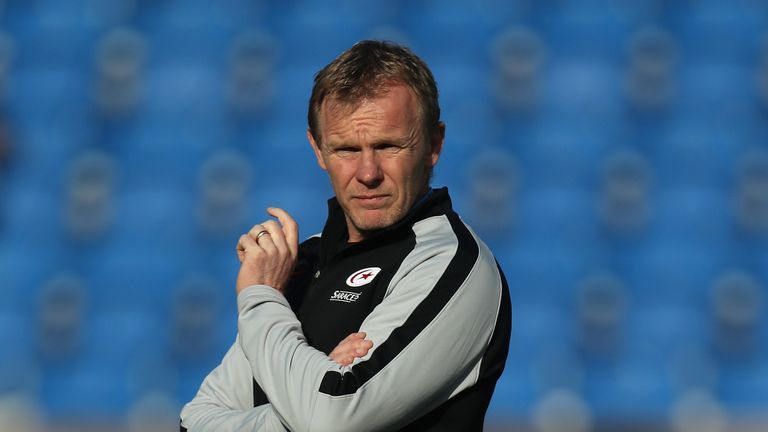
left=0, top=0, right=767, bottom=431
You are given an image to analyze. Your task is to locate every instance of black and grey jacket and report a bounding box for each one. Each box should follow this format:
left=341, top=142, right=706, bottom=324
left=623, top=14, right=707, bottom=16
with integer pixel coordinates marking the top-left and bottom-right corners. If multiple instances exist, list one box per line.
left=180, top=187, right=511, bottom=431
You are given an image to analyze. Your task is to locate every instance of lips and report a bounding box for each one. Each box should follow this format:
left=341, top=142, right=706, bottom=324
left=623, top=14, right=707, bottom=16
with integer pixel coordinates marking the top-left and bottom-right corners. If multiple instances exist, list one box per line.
left=352, top=194, right=389, bottom=208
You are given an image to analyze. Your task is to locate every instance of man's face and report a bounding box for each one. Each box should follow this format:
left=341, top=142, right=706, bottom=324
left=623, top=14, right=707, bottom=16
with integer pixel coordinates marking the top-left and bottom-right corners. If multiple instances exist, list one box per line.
left=308, top=84, right=444, bottom=242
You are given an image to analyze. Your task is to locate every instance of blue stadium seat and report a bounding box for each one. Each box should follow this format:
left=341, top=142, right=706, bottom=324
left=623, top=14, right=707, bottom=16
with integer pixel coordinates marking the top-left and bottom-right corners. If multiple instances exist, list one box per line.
left=718, top=358, right=768, bottom=409
left=678, top=0, right=762, bottom=64
left=41, top=357, right=128, bottom=418
left=0, top=351, right=39, bottom=396
left=652, top=186, right=731, bottom=250
left=516, top=186, right=598, bottom=250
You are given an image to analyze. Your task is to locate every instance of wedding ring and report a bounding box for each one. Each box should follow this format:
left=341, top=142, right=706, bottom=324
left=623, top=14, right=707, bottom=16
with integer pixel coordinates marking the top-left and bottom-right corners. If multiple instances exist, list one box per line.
left=256, top=230, right=270, bottom=241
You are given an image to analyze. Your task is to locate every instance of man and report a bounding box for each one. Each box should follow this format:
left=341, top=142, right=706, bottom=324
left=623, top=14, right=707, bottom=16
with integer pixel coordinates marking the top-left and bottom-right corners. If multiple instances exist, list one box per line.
left=181, top=40, right=511, bottom=431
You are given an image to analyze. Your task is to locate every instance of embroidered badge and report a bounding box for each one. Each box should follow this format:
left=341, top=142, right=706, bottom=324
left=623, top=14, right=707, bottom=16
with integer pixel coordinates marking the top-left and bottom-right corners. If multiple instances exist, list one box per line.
left=345, top=267, right=382, bottom=287
left=330, top=290, right=361, bottom=303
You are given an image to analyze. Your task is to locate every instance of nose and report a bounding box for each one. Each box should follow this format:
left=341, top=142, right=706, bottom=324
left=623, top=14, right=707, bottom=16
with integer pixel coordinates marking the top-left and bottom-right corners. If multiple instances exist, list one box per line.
left=355, top=149, right=383, bottom=188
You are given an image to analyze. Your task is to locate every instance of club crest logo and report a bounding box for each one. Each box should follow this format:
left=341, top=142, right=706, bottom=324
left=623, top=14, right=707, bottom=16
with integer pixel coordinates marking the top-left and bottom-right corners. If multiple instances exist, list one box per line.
left=346, top=267, right=382, bottom=287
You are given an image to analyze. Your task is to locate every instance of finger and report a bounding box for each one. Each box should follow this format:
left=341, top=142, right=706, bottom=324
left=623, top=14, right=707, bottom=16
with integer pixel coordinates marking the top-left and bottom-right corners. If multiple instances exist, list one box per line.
left=335, top=339, right=372, bottom=359
left=340, top=332, right=366, bottom=344
left=330, top=333, right=365, bottom=357
left=268, top=208, right=299, bottom=258
left=329, top=346, right=350, bottom=364
left=330, top=339, right=362, bottom=362
left=247, top=224, right=267, bottom=238
left=237, top=235, right=247, bottom=262
left=237, top=234, right=261, bottom=260
left=355, top=339, right=374, bottom=350
left=330, top=338, right=354, bottom=354
left=246, top=225, right=270, bottom=251
left=329, top=332, right=369, bottom=359
left=249, top=223, right=278, bottom=255
left=261, top=219, right=289, bottom=257
left=353, top=340, right=373, bottom=355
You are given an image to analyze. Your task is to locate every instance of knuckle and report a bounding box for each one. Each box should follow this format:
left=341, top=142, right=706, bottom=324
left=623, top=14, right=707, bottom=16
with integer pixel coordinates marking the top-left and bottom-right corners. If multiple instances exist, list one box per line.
left=248, top=224, right=263, bottom=233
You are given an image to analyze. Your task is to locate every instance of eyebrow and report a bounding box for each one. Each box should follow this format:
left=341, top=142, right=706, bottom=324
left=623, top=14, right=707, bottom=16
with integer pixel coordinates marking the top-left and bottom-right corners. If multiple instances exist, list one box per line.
left=329, top=126, right=421, bottom=147
left=325, top=134, right=415, bottom=149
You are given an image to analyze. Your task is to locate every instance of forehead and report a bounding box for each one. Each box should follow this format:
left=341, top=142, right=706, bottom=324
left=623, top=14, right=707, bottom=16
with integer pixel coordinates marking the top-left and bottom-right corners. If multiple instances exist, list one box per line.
left=319, top=85, right=421, bottom=142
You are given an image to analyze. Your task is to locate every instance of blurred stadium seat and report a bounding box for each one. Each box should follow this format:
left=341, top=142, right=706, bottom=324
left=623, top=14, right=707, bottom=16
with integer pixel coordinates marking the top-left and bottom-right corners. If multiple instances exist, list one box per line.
left=600, top=148, right=653, bottom=234
left=37, top=272, right=86, bottom=360
left=170, top=273, right=221, bottom=359
left=94, top=27, right=148, bottom=118
left=625, top=26, right=677, bottom=112
left=575, top=272, right=628, bottom=356
left=466, top=147, right=519, bottom=237
left=226, top=28, right=278, bottom=117
left=710, top=270, right=762, bottom=356
left=492, top=25, right=546, bottom=112
left=65, top=150, right=117, bottom=241
left=198, top=148, right=251, bottom=236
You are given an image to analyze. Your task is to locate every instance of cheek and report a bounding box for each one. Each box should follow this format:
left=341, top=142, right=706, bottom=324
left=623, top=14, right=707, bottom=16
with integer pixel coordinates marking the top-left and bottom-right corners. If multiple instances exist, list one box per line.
left=385, top=157, right=418, bottom=180
left=326, top=160, right=356, bottom=187
left=404, top=156, right=428, bottom=181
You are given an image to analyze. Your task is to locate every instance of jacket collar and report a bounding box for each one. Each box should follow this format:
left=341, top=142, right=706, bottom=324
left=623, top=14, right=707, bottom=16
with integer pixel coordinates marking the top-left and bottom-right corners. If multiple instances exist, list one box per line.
left=319, top=187, right=453, bottom=261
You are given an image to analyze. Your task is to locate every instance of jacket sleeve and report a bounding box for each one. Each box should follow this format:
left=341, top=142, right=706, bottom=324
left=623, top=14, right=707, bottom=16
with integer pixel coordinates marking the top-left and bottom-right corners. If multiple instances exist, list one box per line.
left=179, top=335, right=288, bottom=431
left=236, top=219, right=504, bottom=432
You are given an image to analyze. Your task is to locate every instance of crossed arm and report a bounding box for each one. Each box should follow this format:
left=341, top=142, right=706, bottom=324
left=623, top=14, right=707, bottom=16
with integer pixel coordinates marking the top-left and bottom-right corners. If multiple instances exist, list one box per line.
left=181, top=208, right=502, bottom=431
left=179, top=332, right=371, bottom=431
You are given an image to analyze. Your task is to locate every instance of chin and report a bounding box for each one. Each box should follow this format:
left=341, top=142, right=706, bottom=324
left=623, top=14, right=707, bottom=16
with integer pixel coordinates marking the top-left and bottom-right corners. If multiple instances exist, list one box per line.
left=353, top=219, right=388, bottom=232
left=353, top=211, right=403, bottom=232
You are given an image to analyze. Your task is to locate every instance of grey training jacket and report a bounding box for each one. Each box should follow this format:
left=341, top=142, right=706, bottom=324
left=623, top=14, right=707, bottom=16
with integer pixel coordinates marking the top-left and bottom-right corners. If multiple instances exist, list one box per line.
left=180, top=187, right=511, bottom=431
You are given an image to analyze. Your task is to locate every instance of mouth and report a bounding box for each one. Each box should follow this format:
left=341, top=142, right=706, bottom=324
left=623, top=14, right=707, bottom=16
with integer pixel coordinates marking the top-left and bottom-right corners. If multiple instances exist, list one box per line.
left=352, top=194, right=389, bottom=208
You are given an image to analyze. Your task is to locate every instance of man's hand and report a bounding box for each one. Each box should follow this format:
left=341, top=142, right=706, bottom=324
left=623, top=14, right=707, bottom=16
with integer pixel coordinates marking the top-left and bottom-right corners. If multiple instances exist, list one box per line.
left=329, top=332, right=374, bottom=366
left=236, top=207, right=299, bottom=294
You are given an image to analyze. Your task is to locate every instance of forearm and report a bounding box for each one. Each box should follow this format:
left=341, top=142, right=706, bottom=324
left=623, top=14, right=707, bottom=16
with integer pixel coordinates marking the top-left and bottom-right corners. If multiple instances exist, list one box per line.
left=180, top=338, right=288, bottom=431
left=236, top=286, right=336, bottom=431
left=181, top=400, right=285, bottom=431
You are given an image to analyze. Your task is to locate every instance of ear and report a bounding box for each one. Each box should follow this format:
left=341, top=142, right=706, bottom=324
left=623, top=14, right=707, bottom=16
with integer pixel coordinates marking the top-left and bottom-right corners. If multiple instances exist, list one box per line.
left=307, top=129, right=327, bottom=171
left=427, top=122, right=445, bottom=168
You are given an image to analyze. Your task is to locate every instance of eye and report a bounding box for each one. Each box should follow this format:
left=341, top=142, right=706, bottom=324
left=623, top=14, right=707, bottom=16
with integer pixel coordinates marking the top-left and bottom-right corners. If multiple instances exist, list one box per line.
left=375, top=143, right=401, bottom=152
left=331, top=147, right=360, bottom=159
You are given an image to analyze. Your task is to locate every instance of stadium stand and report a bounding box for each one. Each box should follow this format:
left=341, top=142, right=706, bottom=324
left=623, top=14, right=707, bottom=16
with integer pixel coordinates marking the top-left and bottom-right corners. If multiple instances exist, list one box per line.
left=0, top=0, right=765, bottom=430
